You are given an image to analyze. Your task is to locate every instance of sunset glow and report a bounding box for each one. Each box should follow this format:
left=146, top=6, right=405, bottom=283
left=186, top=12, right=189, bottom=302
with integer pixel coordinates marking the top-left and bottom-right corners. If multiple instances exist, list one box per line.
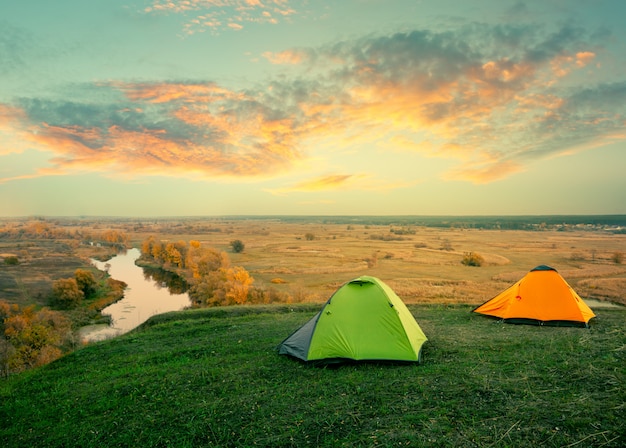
left=1, top=0, right=625, bottom=216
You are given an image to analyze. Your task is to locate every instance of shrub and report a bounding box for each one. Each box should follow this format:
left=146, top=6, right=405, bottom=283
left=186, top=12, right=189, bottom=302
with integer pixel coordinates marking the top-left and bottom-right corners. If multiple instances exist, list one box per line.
left=462, top=252, right=484, bottom=267
left=304, top=233, right=315, bottom=241
left=4, top=256, right=19, bottom=265
left=230, top=240, right=245, bottom=253
left=52, top=278, right=84, bottom=308
left=612, top=252, right=624, bottom=264
left=74, top=269, right=97, bottom=298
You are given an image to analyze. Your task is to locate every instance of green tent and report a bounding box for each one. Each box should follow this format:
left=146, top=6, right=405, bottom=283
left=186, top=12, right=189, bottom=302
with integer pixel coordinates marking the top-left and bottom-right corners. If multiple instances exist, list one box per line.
left=278, top=276, right=428, bottom=363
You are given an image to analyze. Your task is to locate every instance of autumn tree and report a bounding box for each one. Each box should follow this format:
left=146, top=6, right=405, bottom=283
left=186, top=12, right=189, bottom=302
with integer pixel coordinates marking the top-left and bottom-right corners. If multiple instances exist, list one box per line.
left=164, top=242, right=183, bottom=268
left=52, top=278, right=84, bottom=308
left=0, top=301, right=71, bottom=376
left=189, top=271, right=224, bottom=307
left=151, top=242, right=164, bottom=262
left=223, top=266, right=254, bottom=304
left=139, top=237, right=256, bottom=308
left=141, top=235, right=157, bottom=258
left=191, top=248, right=230, bottom=279
left=74, top=269, right=97, bottom=298
left=100, top=230, right=130, bottom=246
left=174, top=240, right=188, bottom=267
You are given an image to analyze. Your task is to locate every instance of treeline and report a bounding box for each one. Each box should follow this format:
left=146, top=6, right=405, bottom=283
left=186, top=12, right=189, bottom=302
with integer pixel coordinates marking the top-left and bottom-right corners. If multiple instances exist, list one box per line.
left=256, top=215, right=626, bottom=230
left=140, top=237, right=294, bottom=307
left=0, top=221, right=129, bottom=247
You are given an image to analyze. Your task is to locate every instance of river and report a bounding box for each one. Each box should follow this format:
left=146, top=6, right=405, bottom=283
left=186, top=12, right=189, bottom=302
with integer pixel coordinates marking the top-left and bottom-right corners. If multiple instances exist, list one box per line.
left=80, top=248, right=191, bottom=342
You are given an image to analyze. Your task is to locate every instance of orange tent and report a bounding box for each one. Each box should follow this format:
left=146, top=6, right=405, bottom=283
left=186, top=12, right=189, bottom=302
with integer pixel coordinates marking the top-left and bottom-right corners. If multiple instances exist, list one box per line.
left=473, top=265, right=595, bottom=327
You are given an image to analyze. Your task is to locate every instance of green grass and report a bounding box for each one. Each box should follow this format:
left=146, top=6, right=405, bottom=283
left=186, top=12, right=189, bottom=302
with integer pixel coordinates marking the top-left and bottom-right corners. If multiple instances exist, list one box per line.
left=1, top=305, right=624, bottom=447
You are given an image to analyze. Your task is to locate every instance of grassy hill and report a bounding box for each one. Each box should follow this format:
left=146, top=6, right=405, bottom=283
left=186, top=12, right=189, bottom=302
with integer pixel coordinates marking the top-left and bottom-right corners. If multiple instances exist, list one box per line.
left=1, top=304, right=624, bottom=447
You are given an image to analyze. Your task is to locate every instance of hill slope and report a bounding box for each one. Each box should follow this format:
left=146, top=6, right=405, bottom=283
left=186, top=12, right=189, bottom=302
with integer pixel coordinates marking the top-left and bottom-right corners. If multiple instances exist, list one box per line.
left=1, top=305, right=624, bottom=447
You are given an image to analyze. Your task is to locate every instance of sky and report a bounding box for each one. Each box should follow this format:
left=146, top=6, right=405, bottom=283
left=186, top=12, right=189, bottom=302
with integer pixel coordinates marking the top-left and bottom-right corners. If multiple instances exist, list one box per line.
left=1, top=0, right=625, bottom=217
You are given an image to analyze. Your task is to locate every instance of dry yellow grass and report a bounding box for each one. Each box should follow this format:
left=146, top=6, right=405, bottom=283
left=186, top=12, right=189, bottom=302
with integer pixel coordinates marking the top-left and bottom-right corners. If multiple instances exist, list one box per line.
left=141, top=221, right=626, bottom=307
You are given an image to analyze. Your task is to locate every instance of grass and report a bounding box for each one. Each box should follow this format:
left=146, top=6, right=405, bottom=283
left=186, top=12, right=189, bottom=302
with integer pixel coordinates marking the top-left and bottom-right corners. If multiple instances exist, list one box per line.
left=1, top=304, right=624, bottom=447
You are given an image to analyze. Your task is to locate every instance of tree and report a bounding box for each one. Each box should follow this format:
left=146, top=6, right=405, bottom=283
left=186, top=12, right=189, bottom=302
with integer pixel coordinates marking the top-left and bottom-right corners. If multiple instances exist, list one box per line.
left=191, top=248, right=230, bottom=279
left=141, top=236, right=157, bottom=258
left=189, top=270, right=226, bottom=307
left=151, top=241, right=165, bottom=262
left=188, top=265, right=254, bottom=307
left=223, top=266, right=254, bottom=305
left=230, top=239, right=245, bottom=253
left=74, top=269, right=97, bottom=298
left=1, top=302, right=71, bottom=375
left=174, top=240, right=188, bottom=268
left=52, top=278, right=84, bottom=308
left=164, top=243, right=183, bottom=268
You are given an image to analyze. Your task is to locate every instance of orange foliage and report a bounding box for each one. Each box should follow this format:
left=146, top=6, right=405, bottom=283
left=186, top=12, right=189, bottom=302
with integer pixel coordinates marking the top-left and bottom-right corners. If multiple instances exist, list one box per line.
left=223, top=266, right=254, bottom=305
left=0, top=301, right=71, bottom=376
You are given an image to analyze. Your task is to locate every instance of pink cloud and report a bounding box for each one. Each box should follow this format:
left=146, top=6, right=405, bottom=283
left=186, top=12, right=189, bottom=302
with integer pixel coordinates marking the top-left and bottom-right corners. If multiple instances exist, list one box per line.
left=146, top=0, right=300, bottom=34
left=443, top=160, right=525, bottom=184
left=262, top=49, right=306, bottom=65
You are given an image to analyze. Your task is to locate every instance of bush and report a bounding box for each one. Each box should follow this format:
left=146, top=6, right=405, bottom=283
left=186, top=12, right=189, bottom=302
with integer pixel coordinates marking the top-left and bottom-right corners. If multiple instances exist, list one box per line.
left=52, top=278, right=84, bottom=308
left=230, top=240, right=245, bottom=253
left=3, top=256, right=19, bottom=265
left=462, top=252, right=484, bottom=267
left=74, top=269, right=97, bottom=298
left=612, top=252, right=624, bottom=264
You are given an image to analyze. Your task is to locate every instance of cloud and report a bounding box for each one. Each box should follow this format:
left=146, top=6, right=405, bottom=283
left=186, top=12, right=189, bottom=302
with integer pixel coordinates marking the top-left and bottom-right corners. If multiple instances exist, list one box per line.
left=7, top=85, right=306, bottom=180
left=267, top=172, right=422, bottom=195
left=290, top=174, right=358, bottom=191
left=145, top=0, right=300, bottom=34
left=0, top=104, right=31, bottom=155
left=444, top=159, right=525, bottom=184
left=2, top=23, right=624, bottom=187
left=262, top=49, right=308, bottom=65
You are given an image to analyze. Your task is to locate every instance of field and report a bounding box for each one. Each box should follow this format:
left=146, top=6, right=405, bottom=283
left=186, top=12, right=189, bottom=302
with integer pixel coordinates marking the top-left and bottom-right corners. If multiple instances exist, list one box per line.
left=185, top=220, right=626, bottom=307
left=119, top=218, right=626, bottom=308
left=1, top=217, right=626, bottom=310
left=0, top=304, right=624, bottom=447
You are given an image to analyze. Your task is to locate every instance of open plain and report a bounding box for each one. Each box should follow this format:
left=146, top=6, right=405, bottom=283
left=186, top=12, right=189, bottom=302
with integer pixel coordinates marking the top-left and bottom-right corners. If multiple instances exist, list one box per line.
left=1, top=217, right=626, bottom=310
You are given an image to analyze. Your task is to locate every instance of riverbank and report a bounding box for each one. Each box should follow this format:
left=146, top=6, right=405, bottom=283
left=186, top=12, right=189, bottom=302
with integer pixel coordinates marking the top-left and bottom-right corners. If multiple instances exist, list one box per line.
left=81, top=248, right=191, bottom=342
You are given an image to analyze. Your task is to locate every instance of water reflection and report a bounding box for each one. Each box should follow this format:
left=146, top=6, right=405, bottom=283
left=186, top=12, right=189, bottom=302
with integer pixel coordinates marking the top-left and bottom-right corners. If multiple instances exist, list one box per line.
left=82, top=248, right=191, bottom=342
left=142, top=265, right=189, bottom=295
